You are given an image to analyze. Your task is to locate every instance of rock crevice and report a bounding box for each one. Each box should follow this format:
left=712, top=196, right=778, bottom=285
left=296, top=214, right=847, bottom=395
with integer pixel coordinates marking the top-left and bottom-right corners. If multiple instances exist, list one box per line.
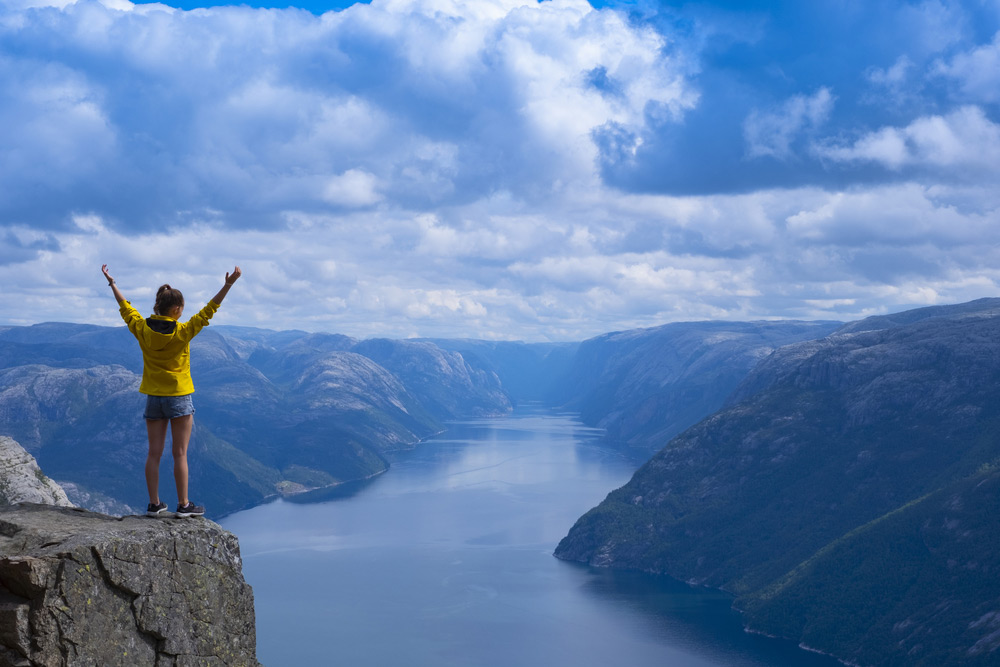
left=0, top=504, right=260, bottom=667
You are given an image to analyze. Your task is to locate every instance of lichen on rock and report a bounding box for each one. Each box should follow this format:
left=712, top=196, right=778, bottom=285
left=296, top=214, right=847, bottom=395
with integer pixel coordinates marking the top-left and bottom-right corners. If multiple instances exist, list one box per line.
left=0, top=437, right=72, bottom=508
left=0, top=504, right=261, bottom=667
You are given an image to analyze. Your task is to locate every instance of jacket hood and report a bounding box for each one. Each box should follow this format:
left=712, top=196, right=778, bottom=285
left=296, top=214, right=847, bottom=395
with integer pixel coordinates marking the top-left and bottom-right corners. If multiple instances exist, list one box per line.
left=142, top=316, right=177, bottom=350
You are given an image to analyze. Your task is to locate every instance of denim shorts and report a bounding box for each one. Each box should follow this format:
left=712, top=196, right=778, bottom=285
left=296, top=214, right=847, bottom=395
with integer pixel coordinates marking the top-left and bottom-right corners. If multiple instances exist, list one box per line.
left=143, top=394, right=195, bottom=420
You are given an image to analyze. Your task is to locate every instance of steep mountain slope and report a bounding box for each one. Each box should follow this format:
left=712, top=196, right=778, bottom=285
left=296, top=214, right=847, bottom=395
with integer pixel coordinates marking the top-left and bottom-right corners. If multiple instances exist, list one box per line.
left=192, top=331, right=437, bottom=486
left=556, top=298, right=1000, bottom=666
left=352, top=338, right=510, bottom=419
left=426, top=339, right=579, bottom=402
left=0, top=323, right=512, bottom=516
left=742, top=465, right=1000, bottom=667
left=551, top=320, right=841, bottom=450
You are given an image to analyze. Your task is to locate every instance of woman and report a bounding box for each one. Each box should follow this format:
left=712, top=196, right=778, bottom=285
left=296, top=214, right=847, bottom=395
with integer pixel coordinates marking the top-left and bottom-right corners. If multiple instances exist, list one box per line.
left=101, top=264, right=242, bottom=517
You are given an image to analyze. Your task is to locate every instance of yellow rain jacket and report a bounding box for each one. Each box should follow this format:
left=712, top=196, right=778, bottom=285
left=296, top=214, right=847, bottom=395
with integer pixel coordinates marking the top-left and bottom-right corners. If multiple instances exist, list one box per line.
left=119, top=300, right=220, bottom=396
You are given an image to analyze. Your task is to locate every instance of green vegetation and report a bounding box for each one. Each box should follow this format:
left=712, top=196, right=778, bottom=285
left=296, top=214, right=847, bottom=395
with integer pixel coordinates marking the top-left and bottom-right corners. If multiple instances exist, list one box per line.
left=557, top=301, right=1000, bottom=666
left=741, top=468, right=1000, bottom=666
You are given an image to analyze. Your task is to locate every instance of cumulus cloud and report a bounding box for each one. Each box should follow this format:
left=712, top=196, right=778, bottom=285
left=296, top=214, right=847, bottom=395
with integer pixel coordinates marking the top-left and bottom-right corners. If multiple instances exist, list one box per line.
left=867, top=56, right=914, bottom=90
left=322, top=170, right=380, bottom=207
left=743, top=88, right=834, bottom=160
left=1, top=0, right=999, bottom=341
left=784, top=183, right=994, bottom=247
left=0, top=228, right=60, bottom=266
left=816, top=106, right=1000, bottom=173
left=863, top=56, right=919, bottom=107
left=5, top=170, right=996, bottom=341
left=0, top=0, right=691, bottom=230
left=934, top=30, right=1000, bottom=103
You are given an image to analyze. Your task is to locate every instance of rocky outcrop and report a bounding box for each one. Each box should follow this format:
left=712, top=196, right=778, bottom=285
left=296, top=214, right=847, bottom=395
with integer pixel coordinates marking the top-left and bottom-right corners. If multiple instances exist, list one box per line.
left=51, top=482, right=134, bottom=518
left=0, top=438, right=71, bottom=508
left=0, top=504, right=260, bottom=667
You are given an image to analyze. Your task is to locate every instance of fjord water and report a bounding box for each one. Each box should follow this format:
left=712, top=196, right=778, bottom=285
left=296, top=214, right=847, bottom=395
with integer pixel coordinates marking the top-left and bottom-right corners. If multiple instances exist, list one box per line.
left=221, top=407, right=840, bottom=667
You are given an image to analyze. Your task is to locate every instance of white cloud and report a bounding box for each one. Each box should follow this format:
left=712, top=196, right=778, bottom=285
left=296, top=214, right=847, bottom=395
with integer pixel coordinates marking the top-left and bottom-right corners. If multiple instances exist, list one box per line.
left=897, top=0, right=968, bottom=57
left=867, top=56, right=913, bottom=90
left=744, top=88, right=834, bottom=160
left=322, top=169, right=380, bottom=207
left=1, top=1, right=999, bottom=341
left=0, top=0, right=693, bottom=227
left=934, top=30, right=1000, bottom=103
left=817, top=106, right=1000, bottom=172
left=4, top=0, right=78, bottom=8
left=0, top=57, right=117, bottom=191
left=2, top=174, right=998, bottom=341
left=784, top=183, right=993, bottom=246
left=864, top=56, right=918, bottom=107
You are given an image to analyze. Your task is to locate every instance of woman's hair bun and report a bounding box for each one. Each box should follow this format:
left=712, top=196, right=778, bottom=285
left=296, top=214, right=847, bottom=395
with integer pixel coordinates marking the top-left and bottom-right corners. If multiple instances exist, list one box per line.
left=154, top=284, right=184, bottom=315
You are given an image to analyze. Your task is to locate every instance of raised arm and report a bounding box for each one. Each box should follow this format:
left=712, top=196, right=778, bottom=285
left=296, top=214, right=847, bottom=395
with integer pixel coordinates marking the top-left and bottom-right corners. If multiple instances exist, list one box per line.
left=101, top=264, right=126, bottom=304
left=210, top=266, right=242, bottom=305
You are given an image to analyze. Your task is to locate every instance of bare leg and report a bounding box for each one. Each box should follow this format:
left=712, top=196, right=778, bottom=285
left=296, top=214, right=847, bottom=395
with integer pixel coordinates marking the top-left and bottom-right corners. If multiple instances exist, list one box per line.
left=170, top=414, right=194, bottom=506
left=145, top=419, right=169, bottom=504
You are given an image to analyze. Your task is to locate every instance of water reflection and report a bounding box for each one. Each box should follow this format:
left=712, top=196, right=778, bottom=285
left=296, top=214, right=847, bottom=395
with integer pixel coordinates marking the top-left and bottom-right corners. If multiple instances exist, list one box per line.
left=566, top=565, right=841, bottom=667
left=283, top=475, right=381, bottom=505
left=222, top=407, right=841, bottom=667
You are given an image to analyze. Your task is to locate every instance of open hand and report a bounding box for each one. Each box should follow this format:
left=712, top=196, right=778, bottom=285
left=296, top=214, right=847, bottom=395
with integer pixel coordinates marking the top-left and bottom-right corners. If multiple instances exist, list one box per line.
left=226, top=266, right=242, bottom=285
left=101, top=264, right=115, bottom=285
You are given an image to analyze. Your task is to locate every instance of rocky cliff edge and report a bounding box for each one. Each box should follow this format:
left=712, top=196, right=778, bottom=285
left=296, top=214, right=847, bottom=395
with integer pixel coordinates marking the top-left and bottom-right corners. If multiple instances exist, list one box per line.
left=0, top=439, right=71, bottom=509
left=0, top=504, right=260, bottom=667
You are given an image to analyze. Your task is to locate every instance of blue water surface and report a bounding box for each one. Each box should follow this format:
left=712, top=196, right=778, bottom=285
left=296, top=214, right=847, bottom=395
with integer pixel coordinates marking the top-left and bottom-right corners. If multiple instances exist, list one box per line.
left=221, top=406, right=841, bottom=667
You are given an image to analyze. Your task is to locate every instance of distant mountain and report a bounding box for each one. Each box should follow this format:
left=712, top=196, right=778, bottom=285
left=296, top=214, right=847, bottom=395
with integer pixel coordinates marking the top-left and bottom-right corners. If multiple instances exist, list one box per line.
left=550, top=320, right=842, bottom=451
left=556, top=298, right=1000, bottom=666
left=426, top=339, right=579, bottom=402
left=352, top=338, right=511, bottom=419
left=0, top=317, right=848, bottom=517
left=0, top=323, right=512, bottom=516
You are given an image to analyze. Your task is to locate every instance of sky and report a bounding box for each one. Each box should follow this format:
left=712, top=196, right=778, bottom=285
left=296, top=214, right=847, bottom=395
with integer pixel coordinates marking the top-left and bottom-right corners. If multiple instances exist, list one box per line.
left=1, top=0, right=999, bottom=341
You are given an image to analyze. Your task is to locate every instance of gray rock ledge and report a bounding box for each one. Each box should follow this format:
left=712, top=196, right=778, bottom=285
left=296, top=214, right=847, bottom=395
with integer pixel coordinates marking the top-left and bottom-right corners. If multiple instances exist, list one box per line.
left=0, top=438, right=72, bottom=508
left=0, top=504, right=261, bottom=667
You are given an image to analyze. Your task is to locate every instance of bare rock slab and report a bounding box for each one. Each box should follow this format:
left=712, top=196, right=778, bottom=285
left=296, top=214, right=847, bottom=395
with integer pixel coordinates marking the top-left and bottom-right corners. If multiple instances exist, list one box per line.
left=0, top=438, right=72, bottom=508
left=0, top=504, right=261, bottom=667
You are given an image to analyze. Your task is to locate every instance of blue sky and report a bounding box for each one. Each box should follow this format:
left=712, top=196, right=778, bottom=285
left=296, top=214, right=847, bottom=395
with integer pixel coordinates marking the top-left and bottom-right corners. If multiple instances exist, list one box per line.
left=1, top=0, right=998, bottom=340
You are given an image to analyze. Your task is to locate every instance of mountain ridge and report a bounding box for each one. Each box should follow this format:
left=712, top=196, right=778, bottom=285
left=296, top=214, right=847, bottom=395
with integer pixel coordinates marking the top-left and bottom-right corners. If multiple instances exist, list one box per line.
left=555, top=298, right=1000, bottom=666
left=550, top=319, right=842, bottom=451
left=0, top=323, right=512, bottom=516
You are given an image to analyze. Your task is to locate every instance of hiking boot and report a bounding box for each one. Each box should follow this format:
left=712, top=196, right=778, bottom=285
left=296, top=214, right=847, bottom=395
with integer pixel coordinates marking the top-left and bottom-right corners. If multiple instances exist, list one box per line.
left=146, top=502, right=168, bottom=517
left=175, top=502, right=205, bottom=518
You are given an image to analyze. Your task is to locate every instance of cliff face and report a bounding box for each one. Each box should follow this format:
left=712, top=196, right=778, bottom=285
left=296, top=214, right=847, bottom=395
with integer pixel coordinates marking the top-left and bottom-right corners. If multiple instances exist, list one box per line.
left=555, top=298, right=1000, bottom=666
left=0, top=504, right=260, bottom=667
left=549, top=320, right=841, bottom=451
left=0, top=438, right=71, bottom=508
